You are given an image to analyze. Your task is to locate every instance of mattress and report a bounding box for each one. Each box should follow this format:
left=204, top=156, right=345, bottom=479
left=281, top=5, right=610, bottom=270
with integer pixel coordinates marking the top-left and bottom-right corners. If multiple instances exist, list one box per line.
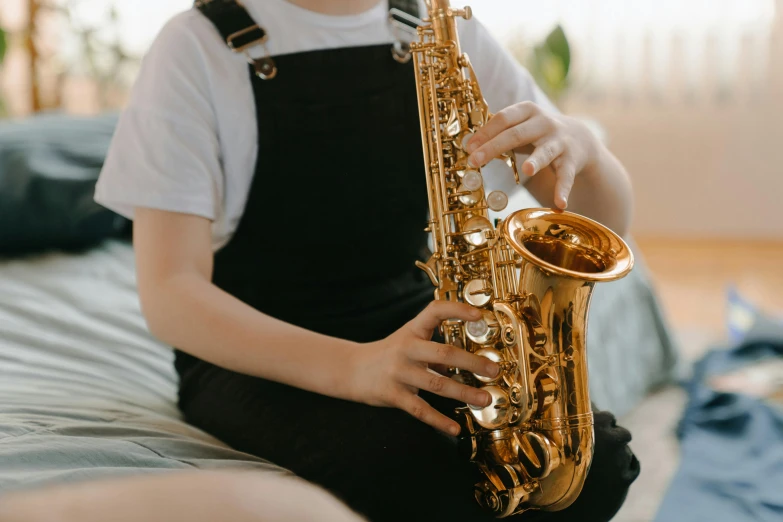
left=0, top=238, right=677, bottom=492
left=0, top=241, right=288, bottom=492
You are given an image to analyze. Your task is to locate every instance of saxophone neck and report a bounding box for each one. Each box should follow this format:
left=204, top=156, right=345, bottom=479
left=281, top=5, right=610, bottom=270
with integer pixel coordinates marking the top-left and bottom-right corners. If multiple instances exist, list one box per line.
left=425, top=0, right=473, bottom=51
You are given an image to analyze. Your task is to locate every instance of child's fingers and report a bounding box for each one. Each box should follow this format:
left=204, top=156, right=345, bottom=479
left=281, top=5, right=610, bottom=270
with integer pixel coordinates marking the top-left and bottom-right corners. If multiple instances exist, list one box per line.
left=522, top=139, right=565, bottom=177
left=411, top=340, right=500, bottom=379
left=466, top=101, right=540, bottom=153
left=408, top=301, right=481, bottom=338
left=403, top=367, right=490, bottom=409
left=467, top=117, right=550, bottom=168
left=397, top=390, right=462, bottom=436
left=553, top=156, right=577, bottom=209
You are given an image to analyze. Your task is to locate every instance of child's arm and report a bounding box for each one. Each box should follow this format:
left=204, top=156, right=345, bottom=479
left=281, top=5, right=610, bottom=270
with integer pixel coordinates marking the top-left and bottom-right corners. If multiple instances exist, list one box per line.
left=134, top=208, right=500, bottom=436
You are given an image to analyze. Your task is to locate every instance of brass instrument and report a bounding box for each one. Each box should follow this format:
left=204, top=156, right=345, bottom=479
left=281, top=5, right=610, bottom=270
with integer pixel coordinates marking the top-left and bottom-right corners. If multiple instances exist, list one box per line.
left=409, top=1, right=635, bottom=516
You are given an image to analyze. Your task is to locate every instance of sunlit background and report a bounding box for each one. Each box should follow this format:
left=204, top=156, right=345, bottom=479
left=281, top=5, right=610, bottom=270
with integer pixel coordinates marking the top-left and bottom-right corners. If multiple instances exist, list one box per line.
left=0, top=2, right=782, bottom=520
left=2, top=0, right=781, bottom=241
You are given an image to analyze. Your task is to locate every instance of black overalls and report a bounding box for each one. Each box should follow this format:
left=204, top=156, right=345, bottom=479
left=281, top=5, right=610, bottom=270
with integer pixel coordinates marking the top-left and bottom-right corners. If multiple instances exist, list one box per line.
left=177, top=2, right=640, bottom=521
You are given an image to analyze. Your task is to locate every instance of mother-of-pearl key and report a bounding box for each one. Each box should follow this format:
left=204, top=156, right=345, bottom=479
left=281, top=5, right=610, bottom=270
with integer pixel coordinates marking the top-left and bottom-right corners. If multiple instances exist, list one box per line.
left=487, top=190, right=508, bottom=212
left=462, top=169, right=483, bottom=191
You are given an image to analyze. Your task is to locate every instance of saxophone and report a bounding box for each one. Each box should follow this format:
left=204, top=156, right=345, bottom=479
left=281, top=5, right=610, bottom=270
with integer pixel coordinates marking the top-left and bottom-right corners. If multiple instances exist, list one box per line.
left=408, top=1, right=634, bottom=516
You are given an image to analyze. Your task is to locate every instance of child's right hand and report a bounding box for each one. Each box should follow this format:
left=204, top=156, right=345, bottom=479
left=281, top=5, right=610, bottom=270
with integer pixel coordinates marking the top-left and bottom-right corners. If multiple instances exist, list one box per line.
left=347, top=301, right=501, bottom=436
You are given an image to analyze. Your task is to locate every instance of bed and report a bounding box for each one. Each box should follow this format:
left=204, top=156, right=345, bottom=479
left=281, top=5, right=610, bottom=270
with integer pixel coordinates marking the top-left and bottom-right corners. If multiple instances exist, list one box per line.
left=0, top=113, right=679, bottom=496
left=0, top=240, right=292, bottom=492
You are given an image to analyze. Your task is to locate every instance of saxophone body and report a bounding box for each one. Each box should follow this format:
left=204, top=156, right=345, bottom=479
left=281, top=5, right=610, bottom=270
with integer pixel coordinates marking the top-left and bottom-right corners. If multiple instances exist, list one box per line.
left=409, top=1, right=634, bottom=516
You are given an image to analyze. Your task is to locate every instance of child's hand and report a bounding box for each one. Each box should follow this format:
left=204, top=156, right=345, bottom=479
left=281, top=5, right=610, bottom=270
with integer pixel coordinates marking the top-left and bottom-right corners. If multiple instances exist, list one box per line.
left=465, top=101, right=599, bottom=210
left=348, top=301, right=500, bottom=436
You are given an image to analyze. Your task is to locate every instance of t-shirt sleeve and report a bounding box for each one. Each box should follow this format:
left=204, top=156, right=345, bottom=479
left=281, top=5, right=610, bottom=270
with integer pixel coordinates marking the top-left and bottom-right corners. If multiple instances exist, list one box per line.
left=459, top=16, right=559, bottom=115
left=95, top=11, right=222, bottom=221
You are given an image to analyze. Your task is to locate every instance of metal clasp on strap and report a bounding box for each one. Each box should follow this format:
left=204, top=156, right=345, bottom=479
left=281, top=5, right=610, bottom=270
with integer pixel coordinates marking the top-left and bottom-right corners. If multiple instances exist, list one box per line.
left=389, top=8, right=423, bottom=64
left=227, top=24, right=277, bottom=80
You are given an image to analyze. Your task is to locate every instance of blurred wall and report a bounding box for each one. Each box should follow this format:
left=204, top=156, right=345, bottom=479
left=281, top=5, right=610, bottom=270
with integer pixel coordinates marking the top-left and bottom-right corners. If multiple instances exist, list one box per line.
left=562, top=3, right=783, bottom=240
left=475, top=0, right=783, bottom=240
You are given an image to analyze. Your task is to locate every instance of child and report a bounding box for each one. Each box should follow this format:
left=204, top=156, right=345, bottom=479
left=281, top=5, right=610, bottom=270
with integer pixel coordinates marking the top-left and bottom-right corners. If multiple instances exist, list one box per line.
left=95, top=1, right=639, bottom=520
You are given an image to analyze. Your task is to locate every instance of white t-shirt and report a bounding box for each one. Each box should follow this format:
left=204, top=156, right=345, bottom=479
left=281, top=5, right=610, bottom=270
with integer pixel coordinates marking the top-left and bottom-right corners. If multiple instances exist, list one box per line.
left=95, top=0, right=555, bottom=250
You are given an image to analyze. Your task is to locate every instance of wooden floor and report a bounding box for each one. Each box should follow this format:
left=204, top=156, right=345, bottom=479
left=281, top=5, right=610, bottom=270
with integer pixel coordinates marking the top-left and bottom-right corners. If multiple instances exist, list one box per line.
left=635, top=238, right=783, bottom=337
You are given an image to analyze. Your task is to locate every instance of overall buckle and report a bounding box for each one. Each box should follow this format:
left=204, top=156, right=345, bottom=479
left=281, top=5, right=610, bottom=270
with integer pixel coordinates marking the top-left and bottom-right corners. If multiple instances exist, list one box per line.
left=389, top=8, right=422, bottom=64
left=227, top=24, right=277, bottom=80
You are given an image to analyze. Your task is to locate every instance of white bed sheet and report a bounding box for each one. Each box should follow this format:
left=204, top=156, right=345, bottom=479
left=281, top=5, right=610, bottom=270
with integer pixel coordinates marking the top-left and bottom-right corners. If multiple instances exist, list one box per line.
left=0, top=241, right=286, bottom=492
left=0, top=241, right=178, bottom=415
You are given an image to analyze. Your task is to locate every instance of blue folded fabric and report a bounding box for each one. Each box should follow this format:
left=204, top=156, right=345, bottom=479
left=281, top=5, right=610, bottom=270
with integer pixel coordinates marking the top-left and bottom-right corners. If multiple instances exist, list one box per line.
left=655, top=314, right=783, bottom=522
left=0, top=112, right=128, bottom=256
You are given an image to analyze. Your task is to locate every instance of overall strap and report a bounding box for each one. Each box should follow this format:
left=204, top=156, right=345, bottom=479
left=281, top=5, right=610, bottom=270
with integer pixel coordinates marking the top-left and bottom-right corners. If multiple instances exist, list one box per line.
left=388, top=0, right=420, bottom=17
left=194, top=1, right=421, bottom=77
left=194, top=0, right=277, bottom=79
left=194, top=1, right=259, bottom=42
left=194, top=1, right=421, bottom=38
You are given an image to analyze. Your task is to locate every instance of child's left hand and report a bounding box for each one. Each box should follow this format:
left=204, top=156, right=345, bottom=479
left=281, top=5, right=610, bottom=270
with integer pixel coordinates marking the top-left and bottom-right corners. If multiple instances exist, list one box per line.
left=465, top=101, right=600, bottom=210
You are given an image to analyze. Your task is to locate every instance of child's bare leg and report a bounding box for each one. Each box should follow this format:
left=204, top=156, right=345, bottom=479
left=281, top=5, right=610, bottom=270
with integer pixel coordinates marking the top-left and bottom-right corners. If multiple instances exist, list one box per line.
left=0, top=470, right=366, bottom=522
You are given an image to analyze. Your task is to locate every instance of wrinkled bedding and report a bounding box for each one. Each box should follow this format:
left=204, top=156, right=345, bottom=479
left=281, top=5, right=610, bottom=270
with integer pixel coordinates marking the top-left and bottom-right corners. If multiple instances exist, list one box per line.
left=0, top=239, right=677, bottom=492
left=0, top=241, right=287, bottom=493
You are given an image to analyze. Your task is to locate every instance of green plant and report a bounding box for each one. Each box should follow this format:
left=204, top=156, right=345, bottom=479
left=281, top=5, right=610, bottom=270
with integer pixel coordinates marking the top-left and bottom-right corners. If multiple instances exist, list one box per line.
left=0, top=25, right=7, bottom=116
left=529, top=25, right=571, bottom=102
left=0, top=26, right=7, bottom=63
left=508, top=25, right=572, bottom=106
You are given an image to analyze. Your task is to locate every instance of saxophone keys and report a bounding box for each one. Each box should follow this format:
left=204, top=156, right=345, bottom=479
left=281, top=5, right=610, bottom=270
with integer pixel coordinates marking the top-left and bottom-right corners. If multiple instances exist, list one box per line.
left=462, top=169, right=484, bottom=191
left=487, top=190, right=509, bottom=212
left=470, top=108, right=484, bottom=126
left=415, top=257, right=439, bottom=287
left=513, top=431, right=561, bottom=480
left=466, top=310, right=500, bottom=345
left=459, top=131, right=474, bottom=150
left=445, top=101, right=463, bottom=137
left=472, top=347, right=504, bottom=384
left=457, top=184, right=482, bottom=206
left=508, top=384, right=524, bottom=406
left=449, top=6, right=473, bottom=20
left=463, top=216, right=492, bottom=246
left=475, top=465, right=531, bottom=517
left=454, top=408, right=480, bottom=460
left=463, top=278, right=493, bottom=308
left=475, top=484, right=503, bottom=515
left=469, top=385, right=511, bottom=430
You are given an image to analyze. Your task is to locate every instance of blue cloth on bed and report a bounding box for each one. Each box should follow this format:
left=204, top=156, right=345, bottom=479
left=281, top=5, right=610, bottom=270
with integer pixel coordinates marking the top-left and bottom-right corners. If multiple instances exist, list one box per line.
left=0, top=112, right=127, bottom=256
left=654, top=316, right=783, bottom=522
